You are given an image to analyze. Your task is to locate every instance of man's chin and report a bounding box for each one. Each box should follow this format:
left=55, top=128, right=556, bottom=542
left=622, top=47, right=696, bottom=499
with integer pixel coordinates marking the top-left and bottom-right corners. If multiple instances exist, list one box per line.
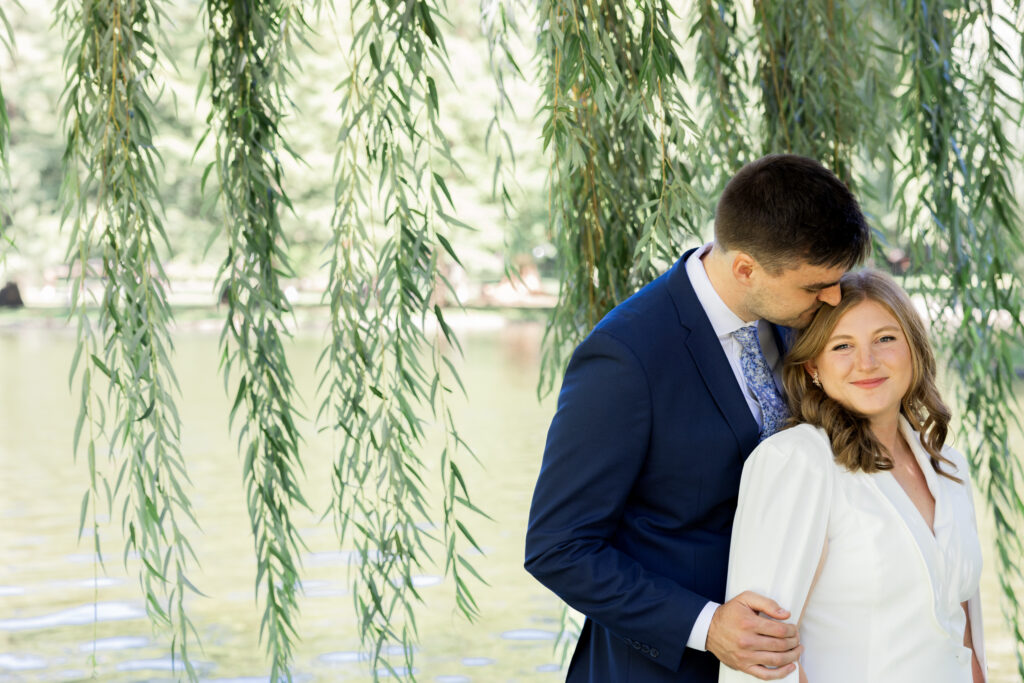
left=780, top=309, right=819, bottom=330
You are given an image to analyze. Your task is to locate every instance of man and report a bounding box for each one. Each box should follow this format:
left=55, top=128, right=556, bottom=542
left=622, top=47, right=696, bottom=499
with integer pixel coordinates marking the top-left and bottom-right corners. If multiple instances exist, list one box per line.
left=524, top=155, right=871, bottom=682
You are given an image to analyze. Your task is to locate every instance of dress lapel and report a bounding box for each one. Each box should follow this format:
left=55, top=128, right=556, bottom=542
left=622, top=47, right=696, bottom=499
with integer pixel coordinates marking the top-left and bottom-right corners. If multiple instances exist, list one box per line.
left=869, top=417, right=944, bottom=603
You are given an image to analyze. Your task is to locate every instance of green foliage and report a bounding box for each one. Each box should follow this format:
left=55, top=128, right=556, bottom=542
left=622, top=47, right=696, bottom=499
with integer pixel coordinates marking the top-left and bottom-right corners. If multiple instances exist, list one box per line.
left=536, top=0, right=703, bottom=394
left=753, top=0, right=882, bottom=184
left=538, top=0, right=1024, bottom=676
left=319, top=0, right=481, bottom=679
left=691, top=0, right=751, bottom=172
left=480, top=0, right=523, bottom=221
left=889, top=0, right=1024, bottom=673
left=57, top=0, right=200, bottom=678
left=2, top=0, right=1020, bottom=677
left=0, top=1, right=16, bottom=256
left=201, top=0, right=311, bottom=679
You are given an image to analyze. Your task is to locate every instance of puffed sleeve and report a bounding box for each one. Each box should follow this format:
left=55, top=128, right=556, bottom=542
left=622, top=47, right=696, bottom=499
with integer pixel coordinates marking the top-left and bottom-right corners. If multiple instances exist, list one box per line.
left=945, top=445, right=987, bottom=680
left=719, top=426, right=835, bottom=683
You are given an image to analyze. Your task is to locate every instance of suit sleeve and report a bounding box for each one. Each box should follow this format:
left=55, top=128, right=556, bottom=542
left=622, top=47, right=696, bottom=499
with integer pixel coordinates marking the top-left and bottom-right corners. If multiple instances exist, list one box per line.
left=524, top=330, right=711, bottom=672
left=719, top=431, right=834, bottom=683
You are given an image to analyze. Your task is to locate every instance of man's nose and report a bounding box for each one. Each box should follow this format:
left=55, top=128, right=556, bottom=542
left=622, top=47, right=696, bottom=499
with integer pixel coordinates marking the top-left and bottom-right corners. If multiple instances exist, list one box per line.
left=817, top=284, right=841, bottom=306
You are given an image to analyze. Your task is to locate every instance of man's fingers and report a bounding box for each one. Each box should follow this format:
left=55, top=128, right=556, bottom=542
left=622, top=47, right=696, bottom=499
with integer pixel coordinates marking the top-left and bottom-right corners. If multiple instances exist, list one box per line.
left=746, top=663, right=798, bottom=681
left=740, top=590, right=791, bottom=620
left=752, top=614, right=799, bottom=640
left=743, top=633, right=801, bottom=654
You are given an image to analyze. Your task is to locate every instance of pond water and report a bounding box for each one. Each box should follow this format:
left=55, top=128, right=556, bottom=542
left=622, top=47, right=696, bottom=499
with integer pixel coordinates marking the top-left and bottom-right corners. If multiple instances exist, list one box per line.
left=0, top=314, right=1019, bottom=682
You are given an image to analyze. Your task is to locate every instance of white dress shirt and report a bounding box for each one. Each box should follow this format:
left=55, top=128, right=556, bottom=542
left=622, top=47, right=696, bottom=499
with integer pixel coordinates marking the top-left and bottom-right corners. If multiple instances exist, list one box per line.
left=683, top=244, right=784, bottom=651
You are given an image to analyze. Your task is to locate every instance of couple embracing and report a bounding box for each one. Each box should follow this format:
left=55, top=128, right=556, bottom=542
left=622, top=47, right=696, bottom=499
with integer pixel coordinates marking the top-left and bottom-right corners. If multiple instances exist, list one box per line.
left=525, top=155, right=987, bottom=682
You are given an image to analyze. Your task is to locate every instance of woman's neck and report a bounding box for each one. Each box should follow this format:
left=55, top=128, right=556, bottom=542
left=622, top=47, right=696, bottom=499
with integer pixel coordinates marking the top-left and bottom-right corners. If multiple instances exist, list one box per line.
left=870, top=413, right=905, bottom=462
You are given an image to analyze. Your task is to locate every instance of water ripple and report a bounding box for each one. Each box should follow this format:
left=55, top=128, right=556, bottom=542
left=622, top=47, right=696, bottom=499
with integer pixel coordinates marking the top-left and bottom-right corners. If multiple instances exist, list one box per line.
left=461, top=657, right=494, bottom=667
left=500, top=628, right=557, bottom=641
left=318, top=651, right=369, bottom=665
left=116, top=657, right=181, bottom=672
left=0, top=602, right=145, bottom=631
left=0, top=653, right=47, bottom=671
left=79, top=636, right=149, bottom=652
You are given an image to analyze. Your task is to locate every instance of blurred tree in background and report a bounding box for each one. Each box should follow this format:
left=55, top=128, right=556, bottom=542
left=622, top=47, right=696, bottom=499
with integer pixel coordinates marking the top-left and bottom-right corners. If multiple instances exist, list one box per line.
left=0, top=0, right=1022, bottom=681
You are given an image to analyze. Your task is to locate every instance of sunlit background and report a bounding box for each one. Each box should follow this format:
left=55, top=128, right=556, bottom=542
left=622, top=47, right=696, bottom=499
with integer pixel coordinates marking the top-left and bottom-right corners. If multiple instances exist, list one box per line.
left=1, top=0, right=1022, bottom=681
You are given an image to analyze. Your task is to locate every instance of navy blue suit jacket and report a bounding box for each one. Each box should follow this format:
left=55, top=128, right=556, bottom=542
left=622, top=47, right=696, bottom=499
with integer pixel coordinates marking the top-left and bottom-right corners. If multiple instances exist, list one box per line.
left=525, top=250, right=780, bottom=682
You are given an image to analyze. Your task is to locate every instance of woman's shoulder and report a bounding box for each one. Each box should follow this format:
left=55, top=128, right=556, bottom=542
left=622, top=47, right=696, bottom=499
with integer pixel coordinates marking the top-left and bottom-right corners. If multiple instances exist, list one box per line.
left=939, top=442, right=971, bottom=480
left=747, top=422, right=835, bottom=470
left=900, top=417, right=971, bottom=480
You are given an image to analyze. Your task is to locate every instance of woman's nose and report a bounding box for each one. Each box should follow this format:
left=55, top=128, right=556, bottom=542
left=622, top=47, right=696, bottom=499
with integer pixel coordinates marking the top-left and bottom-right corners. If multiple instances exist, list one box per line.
left=856, top=346, right=878, bottom=370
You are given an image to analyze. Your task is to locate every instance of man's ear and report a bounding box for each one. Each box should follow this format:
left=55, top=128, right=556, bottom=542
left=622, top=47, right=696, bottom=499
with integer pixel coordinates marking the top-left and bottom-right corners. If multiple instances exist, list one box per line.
left=731, top=252, right=757, bottom=286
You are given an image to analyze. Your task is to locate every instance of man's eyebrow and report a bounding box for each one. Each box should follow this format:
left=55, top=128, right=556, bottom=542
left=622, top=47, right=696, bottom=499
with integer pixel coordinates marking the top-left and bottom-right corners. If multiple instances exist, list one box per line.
left=804, top=280, right=841, bottom=290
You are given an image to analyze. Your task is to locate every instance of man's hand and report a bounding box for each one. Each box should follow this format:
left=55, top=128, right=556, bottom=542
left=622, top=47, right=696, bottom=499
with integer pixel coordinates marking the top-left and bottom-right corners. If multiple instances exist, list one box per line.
left=707, top=591, right=802, bottom=680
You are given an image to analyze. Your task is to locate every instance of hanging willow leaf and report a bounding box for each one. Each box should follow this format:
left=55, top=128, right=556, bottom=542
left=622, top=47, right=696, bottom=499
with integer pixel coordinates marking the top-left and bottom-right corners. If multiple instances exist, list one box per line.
left=889, top=0, right=1024, bottom=675
left=202, top=0, right=310, bottom=679
left=322, top=0, right=481, bottom=679
left=537, top=0, right=701, bottom=393
left=57, top=0, right=200, bottom=678
left=538, top=0, right=1024, bottom=674
left=0, top=1, right=19, bottom=257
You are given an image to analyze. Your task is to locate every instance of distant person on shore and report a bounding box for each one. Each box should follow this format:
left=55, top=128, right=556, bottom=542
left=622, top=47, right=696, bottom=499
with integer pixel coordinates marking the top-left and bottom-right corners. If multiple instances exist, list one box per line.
left=525, top=154, right=870, bottom=682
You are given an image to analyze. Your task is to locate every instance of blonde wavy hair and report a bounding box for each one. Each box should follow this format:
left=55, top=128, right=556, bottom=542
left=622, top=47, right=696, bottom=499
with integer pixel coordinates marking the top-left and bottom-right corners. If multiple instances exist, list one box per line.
left=782, top=269, right=959, bottom=480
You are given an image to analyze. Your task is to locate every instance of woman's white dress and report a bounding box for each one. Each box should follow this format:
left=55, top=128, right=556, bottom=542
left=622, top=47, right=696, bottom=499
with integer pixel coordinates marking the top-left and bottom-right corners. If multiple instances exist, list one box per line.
left=719, top=417, right=986, bottom=683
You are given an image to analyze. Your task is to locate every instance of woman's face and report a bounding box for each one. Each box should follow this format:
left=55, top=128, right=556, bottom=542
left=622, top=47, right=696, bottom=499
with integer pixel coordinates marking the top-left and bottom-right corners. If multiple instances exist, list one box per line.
left=808, top=299, right=913, bottom=427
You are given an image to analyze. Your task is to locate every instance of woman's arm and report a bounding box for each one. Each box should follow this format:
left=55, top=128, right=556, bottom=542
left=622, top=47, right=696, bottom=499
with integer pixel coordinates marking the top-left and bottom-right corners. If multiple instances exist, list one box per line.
left=720, top=430, right=834, bottom=683
left=961, top=601, right=985, bottom=683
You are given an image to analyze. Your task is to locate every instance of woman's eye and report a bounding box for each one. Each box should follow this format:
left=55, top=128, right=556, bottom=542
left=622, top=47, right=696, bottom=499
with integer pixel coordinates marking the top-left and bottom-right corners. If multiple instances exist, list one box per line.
left=878, top=335, right=896, bottom=343
left=831, top=343, right=850, bottom=351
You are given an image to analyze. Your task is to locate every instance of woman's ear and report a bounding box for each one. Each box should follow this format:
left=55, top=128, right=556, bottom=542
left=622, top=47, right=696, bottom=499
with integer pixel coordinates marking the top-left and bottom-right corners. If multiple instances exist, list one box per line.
left=805, top=362, right=822, bottom=389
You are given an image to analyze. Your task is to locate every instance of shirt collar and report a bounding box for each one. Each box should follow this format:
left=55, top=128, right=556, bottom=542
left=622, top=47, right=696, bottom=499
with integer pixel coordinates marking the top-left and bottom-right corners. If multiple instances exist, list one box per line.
left=685, top=243, right=752, bottom=340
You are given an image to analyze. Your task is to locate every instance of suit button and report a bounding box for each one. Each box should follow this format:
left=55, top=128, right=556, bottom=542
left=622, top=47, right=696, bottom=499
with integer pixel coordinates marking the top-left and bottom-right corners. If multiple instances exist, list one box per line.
left=650, top=648, right=659, bottom=658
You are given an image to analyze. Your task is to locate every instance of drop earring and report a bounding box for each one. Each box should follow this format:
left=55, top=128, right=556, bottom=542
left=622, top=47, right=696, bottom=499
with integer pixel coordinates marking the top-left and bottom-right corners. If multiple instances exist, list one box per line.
left=812, top=371, right=821, bottom=388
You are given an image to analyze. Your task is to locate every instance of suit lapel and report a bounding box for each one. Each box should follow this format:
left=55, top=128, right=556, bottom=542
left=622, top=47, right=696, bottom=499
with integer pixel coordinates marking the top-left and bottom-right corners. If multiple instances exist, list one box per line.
left=667, top=251, right=760, bottom=454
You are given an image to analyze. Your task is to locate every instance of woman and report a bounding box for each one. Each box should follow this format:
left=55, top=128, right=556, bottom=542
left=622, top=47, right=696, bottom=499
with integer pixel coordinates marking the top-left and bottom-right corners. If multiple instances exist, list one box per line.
left=719, top=270, right=986, bottom=683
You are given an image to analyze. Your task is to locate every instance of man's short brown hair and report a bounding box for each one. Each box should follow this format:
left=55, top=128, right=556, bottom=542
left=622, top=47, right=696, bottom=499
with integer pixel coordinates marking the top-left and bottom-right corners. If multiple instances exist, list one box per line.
left=714, top=154, right=871, bottom=273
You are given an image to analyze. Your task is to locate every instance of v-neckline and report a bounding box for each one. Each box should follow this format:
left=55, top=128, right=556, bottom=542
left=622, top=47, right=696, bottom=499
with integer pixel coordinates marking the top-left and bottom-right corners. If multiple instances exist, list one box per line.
left=876, top=419, right=943, bottom=541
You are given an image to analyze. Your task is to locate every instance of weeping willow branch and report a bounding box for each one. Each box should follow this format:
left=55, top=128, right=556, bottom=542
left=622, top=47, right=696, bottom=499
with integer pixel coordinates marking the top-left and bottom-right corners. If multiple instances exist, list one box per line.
left=0, top=2, right=17, bottom=256
left=203, top=0, right=309, bottom=679
left=322, top=0, right=480, bottom=679
left=537, top=0, right=700, bottom=395
left=692, top=0, right=752, bottom=172
left=481, top=0, right=524, bottom=221
left=891, top=0, right=1024, bottom=675
left=57, top=0, right=200, bottom=678
left=752, top=0, right=876, bottom=183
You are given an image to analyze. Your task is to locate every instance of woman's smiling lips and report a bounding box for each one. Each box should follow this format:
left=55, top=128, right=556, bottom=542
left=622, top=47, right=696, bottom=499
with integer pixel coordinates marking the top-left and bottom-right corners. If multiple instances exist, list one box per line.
left=851, top=377, right=887, bottom=389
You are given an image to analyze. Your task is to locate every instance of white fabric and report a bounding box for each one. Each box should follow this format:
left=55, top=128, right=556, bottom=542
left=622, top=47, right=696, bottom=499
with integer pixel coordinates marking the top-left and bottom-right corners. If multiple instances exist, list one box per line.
left=685, top=245, right=783, bottom=429
left=720, top=418, right=986, bottom=683
left=686, top=600, right=720, bottom=651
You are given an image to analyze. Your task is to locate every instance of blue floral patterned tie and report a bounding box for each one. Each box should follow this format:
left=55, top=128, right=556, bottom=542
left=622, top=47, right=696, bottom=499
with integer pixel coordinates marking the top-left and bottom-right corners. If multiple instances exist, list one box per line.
left=734, top=325, right=789, bottom=441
